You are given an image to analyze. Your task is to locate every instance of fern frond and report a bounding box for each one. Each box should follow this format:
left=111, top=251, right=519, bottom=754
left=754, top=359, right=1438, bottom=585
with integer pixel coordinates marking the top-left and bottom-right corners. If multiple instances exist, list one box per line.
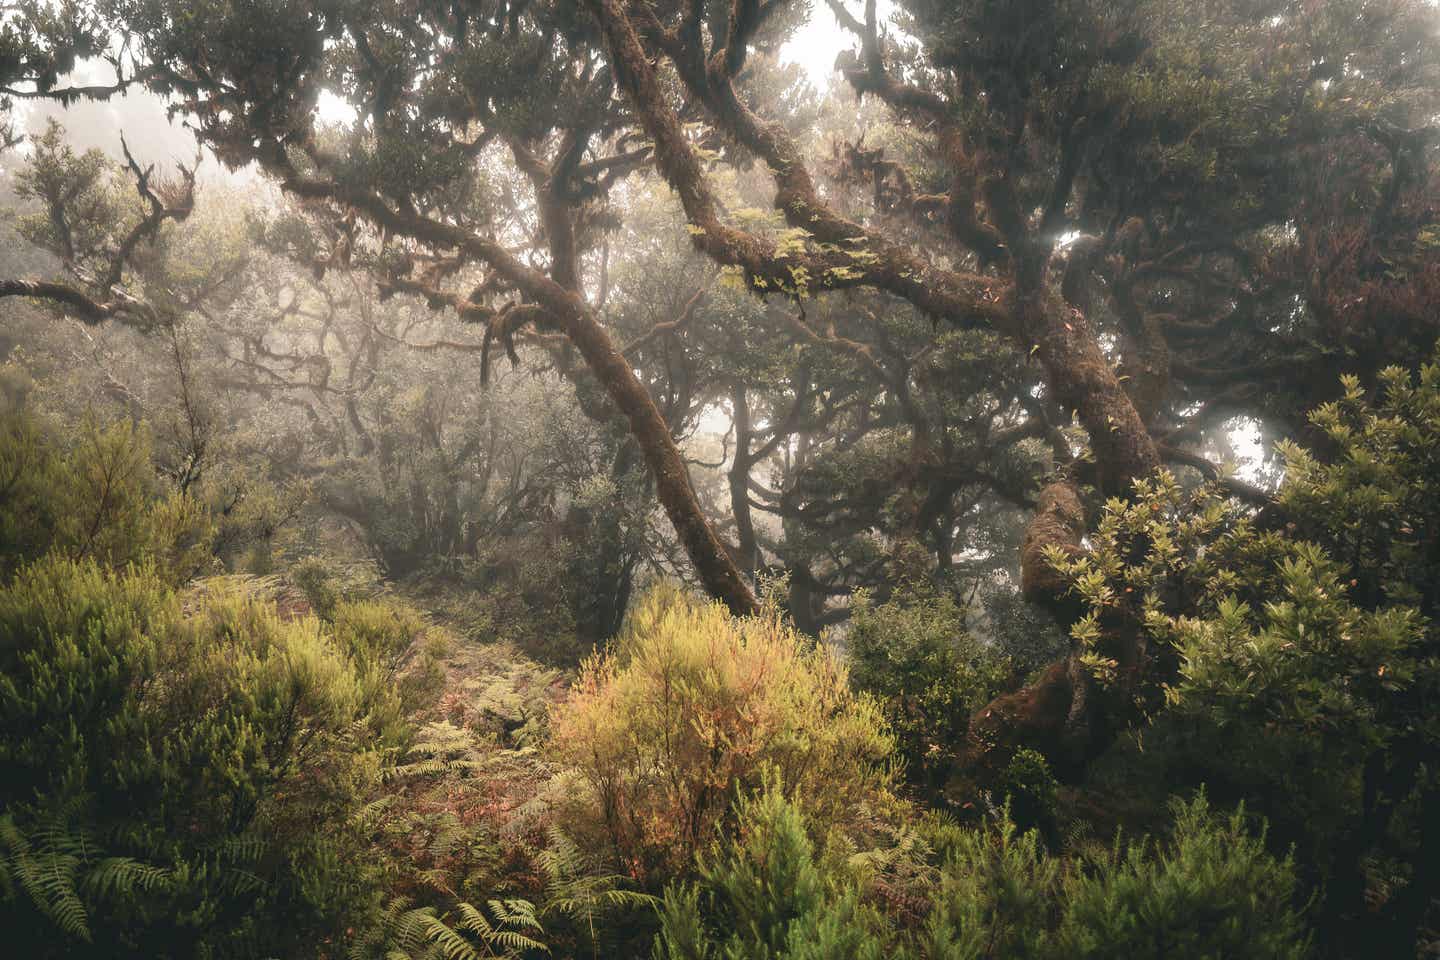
left=536, top=826, right=656, bottom=921
left=0, top=815, right=91, bottom=941
left=454, top=900, right=496, bottom=937
left=414, top=912, right=481, bottom=960
left=488, top=898, right=543, bottom=931
left=82, top=856, right=172, bottom=901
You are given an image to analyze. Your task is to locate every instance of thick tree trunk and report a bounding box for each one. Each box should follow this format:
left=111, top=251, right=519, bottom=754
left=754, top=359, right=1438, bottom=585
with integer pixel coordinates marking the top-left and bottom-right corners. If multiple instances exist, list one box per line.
left=1019, top=481, right=1087, bottom=601
left=1017, top=265, right=1161, bottom=497
left=960, top=266, right=1164, bottom=784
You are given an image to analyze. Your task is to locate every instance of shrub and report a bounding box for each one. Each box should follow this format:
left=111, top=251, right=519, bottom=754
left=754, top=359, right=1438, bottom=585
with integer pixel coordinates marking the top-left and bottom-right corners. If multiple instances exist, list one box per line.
left=655, top=785, right=1308, bottom=960
left=995, top=749, right=1058, bottom=840
left=0, top=399, right=215, bottom=585
left=654, top=779, right=891, bottom=960
left=290, top=555, right=341, bottom=619
left=919, top=800, right=1063, bottom=960
left=1046, top=357, right=1440, bottom=939
left=846, top=586, right=1012, bottom=792
left=921, top=794, right=1307, bottom=960
left=549, top=583, right=897, bottom=884
left=1054, top=795, right=1309, bottom=959
left=333, top=596, right=442, bottom=716
left=0, top=556, right=410, bottom=958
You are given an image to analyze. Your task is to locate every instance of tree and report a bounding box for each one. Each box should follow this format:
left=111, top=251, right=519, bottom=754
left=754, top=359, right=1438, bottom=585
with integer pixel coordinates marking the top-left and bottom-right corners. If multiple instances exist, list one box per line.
left=1043, top=355, right=1440, bottom=950
left=579, top=0, right=1440, bottom=771
left=1, top=117, right=199, bottom=323
left=4, top=0, right=1438, bottom=777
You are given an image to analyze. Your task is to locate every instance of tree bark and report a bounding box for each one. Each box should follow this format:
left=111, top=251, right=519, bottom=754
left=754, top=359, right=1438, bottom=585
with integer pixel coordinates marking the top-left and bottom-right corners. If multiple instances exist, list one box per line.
left=728, top=383, right=760, bottom=579
left=555, top=292, right=760, bottom=617
left=284, top=172, right=767, bottom=617
left=1015, top=260, right=1161, bottom=498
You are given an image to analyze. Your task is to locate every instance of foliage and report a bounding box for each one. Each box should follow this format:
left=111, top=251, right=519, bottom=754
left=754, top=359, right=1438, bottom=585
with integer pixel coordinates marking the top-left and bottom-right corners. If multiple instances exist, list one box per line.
left=14, top=120, right=137, bottom=281
left=1052, top=796, right=1309, bottom=959
left=549, top=583, right=897, bottom=884
left=1047, top=358, right=1440, bottom=941
left=994, top=750, right=1058, bottom=840
left=291, top=554, right=342, bottom=619
left=332, top=595, right=438, bottom=721
left=0, top=556, right=408, bottom=958
left=0, top=369, right=298, bottom=584
left=0, top=395, right=213, bottom=584
left=1279, top=365, right=1440, bottom=622
left=658, top=783, right=1307, bottom=960
left=846, top=586, right=1012, bottom=792
left=2, top=0, right=1440, bottom=954
left=1047, top=469, right=1427, bottom=877
left=360, top=723, right=550, bottom=958
left=654, top=778, right=891, bottom=960
left=921, top=794, right=1308, bottom=959
left=536, top=826, right=658, bottom=960
left=347, top=896, right=546, bottom=960
left=918, top=804, right=1058, bottom=959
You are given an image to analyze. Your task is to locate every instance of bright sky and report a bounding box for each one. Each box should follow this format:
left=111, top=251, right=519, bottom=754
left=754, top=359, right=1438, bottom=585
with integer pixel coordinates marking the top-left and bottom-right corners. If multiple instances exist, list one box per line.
left=779, top=1, right=861, bottom=90
left=330, top=0, right=873, bottom=118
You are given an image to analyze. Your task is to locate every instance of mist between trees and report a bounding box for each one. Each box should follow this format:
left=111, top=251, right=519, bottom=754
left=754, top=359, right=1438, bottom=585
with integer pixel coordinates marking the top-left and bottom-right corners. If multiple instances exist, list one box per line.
left=0, top=0, right=1438, bottom=957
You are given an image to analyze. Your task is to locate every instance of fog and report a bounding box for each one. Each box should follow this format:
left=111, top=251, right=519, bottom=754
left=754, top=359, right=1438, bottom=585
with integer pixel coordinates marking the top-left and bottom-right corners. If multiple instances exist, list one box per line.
left=1, top=1, right=1437, bottom=956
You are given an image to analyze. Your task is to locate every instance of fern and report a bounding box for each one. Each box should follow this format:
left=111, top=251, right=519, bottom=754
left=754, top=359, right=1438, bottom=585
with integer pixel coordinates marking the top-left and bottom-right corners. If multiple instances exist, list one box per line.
left=386, top=722, right=483, bottom=782
left=81, top=857, right=173, bottom=901
left=358, top=896, right=547, bottom=960
left=417, top=910, right=483, bottom=960
left=0, top=814, right=91, bottom=942
left=537, top=827, right=656, bottom=959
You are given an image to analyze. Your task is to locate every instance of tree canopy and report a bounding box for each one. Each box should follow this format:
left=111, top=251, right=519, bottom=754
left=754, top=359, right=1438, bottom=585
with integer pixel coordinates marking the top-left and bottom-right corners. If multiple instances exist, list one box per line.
left=1, top=0, right=1439, bottom=955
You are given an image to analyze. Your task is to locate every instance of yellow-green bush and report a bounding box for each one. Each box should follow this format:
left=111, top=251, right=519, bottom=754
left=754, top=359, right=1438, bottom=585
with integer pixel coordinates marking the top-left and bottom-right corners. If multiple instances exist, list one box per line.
left=332, top=596, right=444, bottom=716
left=0, top=556, right=409, bottom=958
left=0, top=399, right=214, bottom=585
left=549, top=583, right=897, bottom=883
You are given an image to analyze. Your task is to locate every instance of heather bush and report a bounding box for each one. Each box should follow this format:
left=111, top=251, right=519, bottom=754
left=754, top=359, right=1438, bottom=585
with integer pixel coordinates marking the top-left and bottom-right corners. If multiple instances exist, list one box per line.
left=654, top=779, right=891, bottom=960
left=921, top=794, right=1307, bottom=959
left=0, top=407, right=214, bottom=584
left=0, top=384, right=293, bottom=586
left=1054, top=796, right=1309, bottom=959
left=656, top=782, right=1307, bottom=960
left=549, top=582, right=897, bottom=883
left=0, top=557, right=409, bottom=958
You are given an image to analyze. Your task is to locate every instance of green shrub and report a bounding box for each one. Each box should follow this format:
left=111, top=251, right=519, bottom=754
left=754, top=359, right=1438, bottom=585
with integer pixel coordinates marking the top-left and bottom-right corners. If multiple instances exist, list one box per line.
left=921, top=794, right=1307, bottom=960
left=846, top=587, right=1012, bottom=791
left=550, top=583, right=898, bottom=884
left=290, top=555, right=341, bottom=619
left=1045, top=357, right=1440, bottom=935
left=654, top=779, right=891, bottom=960
left=0, top=556, right=409, bottom=958
left=0, top=398, right=217, bottom=585
left=920, top=807, right=1056, bottom=960
left=655, top=785, right=1308, bottom=960
left=333, top=596, right=440, bottom=715
left=1055, top=796, right=1309, bottom=959
left=995, top=749, right=1058, bottom=839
